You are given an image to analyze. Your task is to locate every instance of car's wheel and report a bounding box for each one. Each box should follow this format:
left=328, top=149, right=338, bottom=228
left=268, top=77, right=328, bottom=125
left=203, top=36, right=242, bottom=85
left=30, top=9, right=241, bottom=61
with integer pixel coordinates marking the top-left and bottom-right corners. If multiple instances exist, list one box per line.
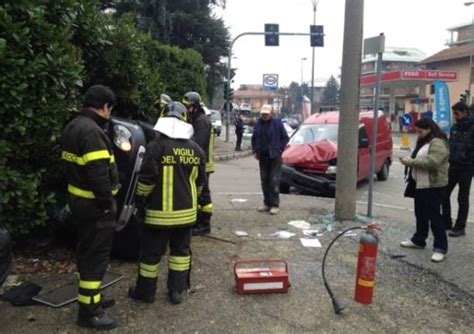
left=376, top=160, right=390, bottom=181
left=280, top=182, right=290, bottom=194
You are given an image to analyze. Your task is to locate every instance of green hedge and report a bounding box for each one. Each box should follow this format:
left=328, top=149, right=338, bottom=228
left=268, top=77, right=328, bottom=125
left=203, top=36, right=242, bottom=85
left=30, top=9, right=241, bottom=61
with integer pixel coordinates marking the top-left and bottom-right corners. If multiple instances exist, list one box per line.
left=0, top=1, right=208, bottom=236
left=0, top=1, right=83, bottom=235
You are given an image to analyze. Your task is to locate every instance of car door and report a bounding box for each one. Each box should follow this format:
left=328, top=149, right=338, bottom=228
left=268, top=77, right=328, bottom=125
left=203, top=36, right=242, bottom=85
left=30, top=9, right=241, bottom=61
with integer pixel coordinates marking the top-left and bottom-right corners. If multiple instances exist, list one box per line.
left=357, top=125, right=371, bottom=180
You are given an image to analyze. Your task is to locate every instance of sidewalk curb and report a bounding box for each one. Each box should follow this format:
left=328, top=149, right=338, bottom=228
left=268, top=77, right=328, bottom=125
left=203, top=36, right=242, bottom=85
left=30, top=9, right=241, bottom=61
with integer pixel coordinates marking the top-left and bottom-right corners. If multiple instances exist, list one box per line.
left=215, top=150, right=253, bottom=161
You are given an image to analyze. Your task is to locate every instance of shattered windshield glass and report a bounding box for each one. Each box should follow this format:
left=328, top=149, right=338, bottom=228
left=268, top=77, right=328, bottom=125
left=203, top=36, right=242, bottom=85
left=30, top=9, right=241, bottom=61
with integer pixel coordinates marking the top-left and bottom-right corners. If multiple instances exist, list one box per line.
left=289, top=124, right=339, bottom=145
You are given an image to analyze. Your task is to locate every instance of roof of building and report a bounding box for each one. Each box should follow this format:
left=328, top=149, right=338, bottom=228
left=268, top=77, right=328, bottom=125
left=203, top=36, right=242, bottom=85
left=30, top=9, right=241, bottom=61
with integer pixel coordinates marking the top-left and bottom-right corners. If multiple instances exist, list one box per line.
left=234, top=90, right=283, bottom=98
left=446, top=21, right=472, bottom=31
left=362, top=47, right=426, bottom=64
left=419, top=43, right=474, bottom=64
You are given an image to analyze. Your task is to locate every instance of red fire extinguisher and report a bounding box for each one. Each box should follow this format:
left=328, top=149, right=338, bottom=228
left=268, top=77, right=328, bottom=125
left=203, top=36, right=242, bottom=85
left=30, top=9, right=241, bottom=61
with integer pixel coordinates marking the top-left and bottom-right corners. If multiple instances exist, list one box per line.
left=354, top=229, right=379, bottom=304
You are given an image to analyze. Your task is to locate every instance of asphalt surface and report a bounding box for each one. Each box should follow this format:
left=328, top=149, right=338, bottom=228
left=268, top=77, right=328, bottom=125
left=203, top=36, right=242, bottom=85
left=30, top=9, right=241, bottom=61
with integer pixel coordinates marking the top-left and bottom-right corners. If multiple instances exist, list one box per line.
left=1, top=132, right=473, bottom=333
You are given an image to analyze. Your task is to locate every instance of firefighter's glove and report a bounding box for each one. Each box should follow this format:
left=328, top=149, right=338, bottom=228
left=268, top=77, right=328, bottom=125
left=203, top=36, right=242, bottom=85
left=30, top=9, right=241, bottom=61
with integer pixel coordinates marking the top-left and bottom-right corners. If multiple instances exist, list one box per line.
left=134, top=195, right=147, bottom=221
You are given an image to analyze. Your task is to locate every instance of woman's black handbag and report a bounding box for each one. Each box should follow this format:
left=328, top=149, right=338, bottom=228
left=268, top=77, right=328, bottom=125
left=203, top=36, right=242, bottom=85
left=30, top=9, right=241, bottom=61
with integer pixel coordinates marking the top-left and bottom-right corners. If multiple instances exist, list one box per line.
left=403, top=167, right=416, bottom=198
left=404, top=177, right=416, bottom=198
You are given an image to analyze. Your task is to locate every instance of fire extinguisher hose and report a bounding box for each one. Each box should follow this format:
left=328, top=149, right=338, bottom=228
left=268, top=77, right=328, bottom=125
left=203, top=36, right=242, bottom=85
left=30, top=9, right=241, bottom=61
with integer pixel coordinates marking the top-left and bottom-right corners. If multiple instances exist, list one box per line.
left=321, top=226, right=367, bottom=315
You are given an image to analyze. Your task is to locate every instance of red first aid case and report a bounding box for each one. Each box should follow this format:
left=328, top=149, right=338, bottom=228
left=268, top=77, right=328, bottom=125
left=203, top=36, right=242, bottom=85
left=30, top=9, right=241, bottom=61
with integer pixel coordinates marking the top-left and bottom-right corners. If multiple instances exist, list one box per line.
left=234, top=259, right=290, bottom=295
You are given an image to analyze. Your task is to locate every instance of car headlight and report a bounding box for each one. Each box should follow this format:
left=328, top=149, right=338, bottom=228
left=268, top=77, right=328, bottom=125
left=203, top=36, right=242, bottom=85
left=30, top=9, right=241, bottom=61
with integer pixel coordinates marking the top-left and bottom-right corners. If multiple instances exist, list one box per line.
left=113, top=125, right=132, bottom=151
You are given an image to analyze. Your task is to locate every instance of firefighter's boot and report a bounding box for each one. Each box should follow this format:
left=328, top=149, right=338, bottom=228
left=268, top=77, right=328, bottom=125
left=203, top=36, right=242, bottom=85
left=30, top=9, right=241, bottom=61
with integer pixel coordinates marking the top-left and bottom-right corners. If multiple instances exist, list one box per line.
left=128, top=275, right=157, bottom=303
left=77, top=304, right=118, bottom=330
left=100, top=295, right=115, bottom=309
left=192, top=212, right=211, bottom=235
left=168, top=290, right=183, bottom=304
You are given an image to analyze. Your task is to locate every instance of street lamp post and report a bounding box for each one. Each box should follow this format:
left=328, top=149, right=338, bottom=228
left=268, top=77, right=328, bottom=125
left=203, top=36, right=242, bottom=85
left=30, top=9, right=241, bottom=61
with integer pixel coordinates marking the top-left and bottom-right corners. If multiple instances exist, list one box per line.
left=301, top=57, right=307, bottom=84
left=310, top=0, right=319, bottom=114
left=465, top=1, right=474, bottom=104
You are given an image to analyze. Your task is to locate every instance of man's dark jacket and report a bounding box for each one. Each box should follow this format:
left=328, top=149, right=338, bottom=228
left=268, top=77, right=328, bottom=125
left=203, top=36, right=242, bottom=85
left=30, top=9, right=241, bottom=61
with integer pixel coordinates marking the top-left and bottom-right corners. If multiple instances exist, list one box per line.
left=61, top=109, right=119, bottom=210
left=191, top=109, right=214, bottom=173
left=449, top=113, right=474, bottom=171
left=251, top=117, right=289, bottom=159
left=235, top=118, right=244, bottom=134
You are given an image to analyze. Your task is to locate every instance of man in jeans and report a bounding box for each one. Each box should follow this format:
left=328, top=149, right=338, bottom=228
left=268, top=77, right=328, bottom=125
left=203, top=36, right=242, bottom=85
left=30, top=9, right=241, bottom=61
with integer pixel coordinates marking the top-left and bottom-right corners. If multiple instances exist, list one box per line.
left=251, top=105, right=289, bottom=215
left=442, top=101, right=474, bottom=237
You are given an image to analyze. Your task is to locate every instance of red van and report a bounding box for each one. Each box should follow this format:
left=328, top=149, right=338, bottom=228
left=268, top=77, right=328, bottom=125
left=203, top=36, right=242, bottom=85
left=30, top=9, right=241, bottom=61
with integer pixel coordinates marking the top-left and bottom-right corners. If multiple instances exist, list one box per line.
left=281, top=110, right=393, bottom=197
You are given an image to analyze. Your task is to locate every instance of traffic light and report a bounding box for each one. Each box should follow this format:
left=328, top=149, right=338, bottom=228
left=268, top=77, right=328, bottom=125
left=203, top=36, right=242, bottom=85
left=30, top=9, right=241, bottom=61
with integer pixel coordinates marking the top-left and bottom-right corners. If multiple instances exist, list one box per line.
left=224, top=82, right=229, bottom=100
left=265, top=24, right=279, bottom=46
left=223, top=82, right=234, bottom=101
left=310, top=25, right=324, bottom=47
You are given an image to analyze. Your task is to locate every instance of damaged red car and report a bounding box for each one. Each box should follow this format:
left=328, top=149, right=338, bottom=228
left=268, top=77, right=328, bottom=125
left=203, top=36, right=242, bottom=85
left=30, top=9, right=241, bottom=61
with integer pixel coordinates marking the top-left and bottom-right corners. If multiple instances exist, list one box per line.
left=280, top=111, right=393, bottom=197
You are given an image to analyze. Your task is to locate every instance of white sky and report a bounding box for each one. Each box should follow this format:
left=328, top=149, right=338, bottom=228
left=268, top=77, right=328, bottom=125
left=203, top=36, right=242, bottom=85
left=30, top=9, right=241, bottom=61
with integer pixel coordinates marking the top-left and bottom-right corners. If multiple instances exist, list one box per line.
left=214, top=0, right=472, bottom=88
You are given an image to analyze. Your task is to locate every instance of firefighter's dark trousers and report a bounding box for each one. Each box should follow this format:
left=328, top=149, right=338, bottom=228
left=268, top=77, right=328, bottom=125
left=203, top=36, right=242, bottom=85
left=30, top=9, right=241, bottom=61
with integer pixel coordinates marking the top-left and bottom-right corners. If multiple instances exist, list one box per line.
left=197, top=173, right=213, bottom=227
left=135, top=225, right=192, bottom=297
left=69, top=196, right=116, bottom=315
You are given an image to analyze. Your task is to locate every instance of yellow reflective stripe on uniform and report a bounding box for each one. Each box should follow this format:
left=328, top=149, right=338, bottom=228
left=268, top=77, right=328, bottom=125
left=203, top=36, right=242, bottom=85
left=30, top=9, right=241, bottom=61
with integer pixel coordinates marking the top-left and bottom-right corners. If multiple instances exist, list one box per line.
left=68, top=184, right=119, bottom=199
left=190, top=166, right=198, bottom=208
left=78, top=293, right=101, bottom=305
left=205, top=162, right=215, bottom=173
left=162, top=166, right=168, bottom=211
left=201, top=203, right=213, bottom=213
left=61, top=150, right=114, bottom=166
left=83, top=150, right=112, bottom=164
left=145, top=213, right=197, bottom=226
left=169, top=256, right=191, bottom=272
left=139, top=262, right=160, bottom=278
left=137, top=181, right=155, bottom=197
left=79, top=280, right=102, bottom=290
left=147, top=208, right=196, bottom=217
left=146, top=210, right=197, bottom=221
left=162, top=166, right=174, bottom=211
left=169, top=166, right=174, bottom=211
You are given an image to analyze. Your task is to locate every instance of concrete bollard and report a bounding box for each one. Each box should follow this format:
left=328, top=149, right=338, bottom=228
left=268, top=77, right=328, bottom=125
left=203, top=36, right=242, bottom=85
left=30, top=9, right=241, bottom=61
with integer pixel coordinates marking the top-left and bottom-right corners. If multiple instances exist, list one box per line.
left=401, top=134, right=410, bottom=150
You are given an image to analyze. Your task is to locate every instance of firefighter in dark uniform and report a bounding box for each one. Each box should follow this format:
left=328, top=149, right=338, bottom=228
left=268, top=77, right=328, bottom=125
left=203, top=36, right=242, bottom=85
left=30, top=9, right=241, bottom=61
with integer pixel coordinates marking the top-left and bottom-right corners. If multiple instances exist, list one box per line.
left=128, top=102, right=206, bottom=304
left=138, top=93, right=173, bottom=144
left=182, top=92, right=215, bottom=235
left=61, top=85, right=119, bottom=330
left=154, top=93, right=172, bottom=117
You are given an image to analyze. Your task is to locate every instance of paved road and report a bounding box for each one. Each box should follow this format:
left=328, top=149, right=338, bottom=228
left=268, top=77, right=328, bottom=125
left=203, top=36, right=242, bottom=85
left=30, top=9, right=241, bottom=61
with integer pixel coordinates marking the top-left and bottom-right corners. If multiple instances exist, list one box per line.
left=1, top=132, right=473, bottom=333
left=212, top=133, right=474, bottom=297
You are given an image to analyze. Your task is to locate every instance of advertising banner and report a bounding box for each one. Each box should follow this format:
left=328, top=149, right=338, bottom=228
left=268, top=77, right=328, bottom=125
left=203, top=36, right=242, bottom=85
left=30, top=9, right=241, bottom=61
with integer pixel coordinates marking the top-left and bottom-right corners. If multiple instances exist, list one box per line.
left=434, top=80, right=451, bottom=133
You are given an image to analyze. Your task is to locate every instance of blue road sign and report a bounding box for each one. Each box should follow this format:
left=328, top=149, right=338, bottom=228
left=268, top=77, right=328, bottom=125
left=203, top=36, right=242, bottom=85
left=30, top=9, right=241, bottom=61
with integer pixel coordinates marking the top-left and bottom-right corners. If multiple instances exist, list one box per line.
left=401, top=114, right=412, bottom=126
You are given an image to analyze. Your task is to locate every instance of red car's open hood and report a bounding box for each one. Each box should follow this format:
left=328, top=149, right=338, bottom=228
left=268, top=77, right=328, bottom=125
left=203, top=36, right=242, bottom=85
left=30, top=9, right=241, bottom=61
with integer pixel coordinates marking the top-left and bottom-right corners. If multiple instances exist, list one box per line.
left=283, top=140, right=338, bottom=171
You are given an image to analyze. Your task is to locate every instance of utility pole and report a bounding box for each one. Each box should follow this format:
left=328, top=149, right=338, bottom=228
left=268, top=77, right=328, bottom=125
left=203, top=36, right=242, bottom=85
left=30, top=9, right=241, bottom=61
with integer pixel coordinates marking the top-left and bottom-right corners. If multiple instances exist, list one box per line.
left=310, top=0, right=319, bottom=114
left=465, top=1, right=474, bottom=103
left=364, top=33, right=385, bottom=218
left=335, top=0, right=364, bottom=220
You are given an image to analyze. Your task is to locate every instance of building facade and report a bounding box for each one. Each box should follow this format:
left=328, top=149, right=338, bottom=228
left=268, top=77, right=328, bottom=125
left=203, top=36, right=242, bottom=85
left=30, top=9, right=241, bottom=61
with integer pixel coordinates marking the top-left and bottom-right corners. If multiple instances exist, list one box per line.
left=420, top=22, right=473, bottom=106
left=360, top=47, right=426, bottom=117
left=234, top=84, right=284, bottom=114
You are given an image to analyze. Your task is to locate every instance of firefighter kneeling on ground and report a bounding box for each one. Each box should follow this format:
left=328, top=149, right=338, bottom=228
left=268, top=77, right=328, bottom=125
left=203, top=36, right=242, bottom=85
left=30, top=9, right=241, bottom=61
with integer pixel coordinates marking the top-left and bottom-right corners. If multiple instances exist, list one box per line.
left=182, top=92, right=215, bottom=235
left=129, top=102, right=207, bottom=304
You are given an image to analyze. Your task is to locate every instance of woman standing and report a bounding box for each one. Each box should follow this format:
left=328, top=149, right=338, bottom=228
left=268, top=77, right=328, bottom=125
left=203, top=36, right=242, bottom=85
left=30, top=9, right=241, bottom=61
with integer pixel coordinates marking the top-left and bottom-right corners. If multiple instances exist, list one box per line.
left=399, top=118, right=449, bottom=262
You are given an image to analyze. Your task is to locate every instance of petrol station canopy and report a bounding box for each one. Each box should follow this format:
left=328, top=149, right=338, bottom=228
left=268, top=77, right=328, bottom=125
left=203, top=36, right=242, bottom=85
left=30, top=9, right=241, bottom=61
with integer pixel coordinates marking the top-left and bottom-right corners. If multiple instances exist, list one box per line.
left=360, top=69, right=458, bottom=88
